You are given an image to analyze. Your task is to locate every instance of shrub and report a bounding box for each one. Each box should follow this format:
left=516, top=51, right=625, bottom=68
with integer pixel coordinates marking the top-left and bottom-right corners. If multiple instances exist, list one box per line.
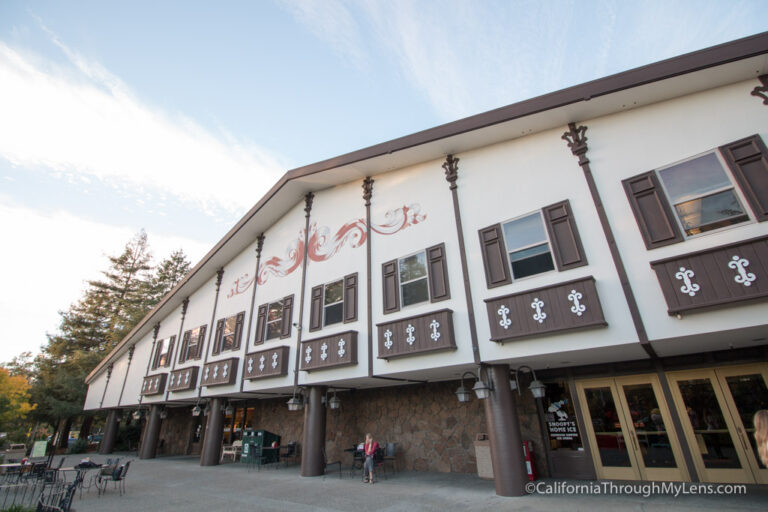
left=68, top=437, right=89, bottom=454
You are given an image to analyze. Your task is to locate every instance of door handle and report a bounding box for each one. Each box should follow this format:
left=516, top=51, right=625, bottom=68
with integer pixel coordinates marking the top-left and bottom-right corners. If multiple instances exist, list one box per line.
left=735, top=426, right=750, bottom=452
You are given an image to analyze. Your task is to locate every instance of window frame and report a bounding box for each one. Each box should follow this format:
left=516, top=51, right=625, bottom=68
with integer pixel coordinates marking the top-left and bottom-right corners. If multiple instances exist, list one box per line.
left=322, top=279, right=344, bottom=327
left=397, top=249, right=431, bottom=309
left=265, top=301, right=284, bottom=341
left=213, top=312, right=244, bottom=355
left=180, top=324, right=206, bottom=363
left=500, top=209, right=557, bottom=282
left=655, top=150, right=753, bottom=239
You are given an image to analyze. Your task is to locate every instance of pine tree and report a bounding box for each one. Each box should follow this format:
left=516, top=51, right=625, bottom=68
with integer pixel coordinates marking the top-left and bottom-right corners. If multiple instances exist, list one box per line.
left=143, top=249, right=192, bottom=307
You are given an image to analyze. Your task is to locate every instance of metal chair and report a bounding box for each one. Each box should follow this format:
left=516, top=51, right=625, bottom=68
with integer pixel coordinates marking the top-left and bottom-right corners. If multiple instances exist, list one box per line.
left=97, top=460, right=130, bottom=496
left=221, top=440, right=242, bottom=462
left=382, top=442, right=398, bottom=473
left=278, top=442, right=299, bottom=467
left=322, top=448, right=342, bottom=479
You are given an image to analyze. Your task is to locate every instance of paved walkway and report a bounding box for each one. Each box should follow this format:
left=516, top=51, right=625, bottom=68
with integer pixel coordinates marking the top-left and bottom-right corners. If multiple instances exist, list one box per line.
left=64, top=454, right=766, bottom=512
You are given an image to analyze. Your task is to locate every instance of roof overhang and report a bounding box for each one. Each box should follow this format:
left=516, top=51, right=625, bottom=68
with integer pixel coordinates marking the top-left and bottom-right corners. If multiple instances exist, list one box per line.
left=86, top=31, right=768, bottom=384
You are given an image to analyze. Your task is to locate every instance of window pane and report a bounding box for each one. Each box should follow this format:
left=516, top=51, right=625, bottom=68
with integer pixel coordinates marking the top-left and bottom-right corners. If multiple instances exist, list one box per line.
left=658, top=153, right=732, bottom=204
left=267, top=302, right=283, bottom=322
left=222, top=334, right=234, bottom=351
left=674, top=189, right=747, bottom=235
left=324, top=280, right=343, bottom=305
left=399, top=252, right=427, bottom=283
left=266, top=321, right=281, bottom=340
left=510, top=248, right=554, bottom=279
left=503, top=212, right=548, bottom=252
left=402, top=278, right=429, bottom=306
left=324, top=303, right=343, bottom=326
left=509, top=243, right=550, bottom=262
left=224, top=316, right=237, bottom=335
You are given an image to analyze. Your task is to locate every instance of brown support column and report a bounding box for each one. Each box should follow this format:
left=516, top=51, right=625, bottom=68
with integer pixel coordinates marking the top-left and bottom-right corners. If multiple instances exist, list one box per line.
left=200, top=398, right=224, bottom=466
left=57, top=418, right=73, bottom=449
left=99, top=409, right=120, bottom=455
left=301, top=386, right=327, bottom=477
left=483, top=364, right=527, bottom=497
left=139, top=405, right=163, bottom=459
left=79, top=415, right=94, bottom=441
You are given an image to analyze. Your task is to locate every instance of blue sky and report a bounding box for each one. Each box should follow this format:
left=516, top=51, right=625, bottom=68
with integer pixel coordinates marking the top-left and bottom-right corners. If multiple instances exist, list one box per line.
left=1, top=0, right=767, bottom=363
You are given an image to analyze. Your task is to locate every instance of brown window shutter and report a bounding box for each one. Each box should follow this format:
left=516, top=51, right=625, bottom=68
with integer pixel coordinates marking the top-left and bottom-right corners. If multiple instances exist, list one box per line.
left=165, top=336, right=175, bottom=367
left=195, top=325, right=206, bottom=359
left=622, top=171, right=683, bottom=249
left=254, top=304, right=267, bottom=345
left=343, top=273, right=358, bottom=322
left=233, top=312, right=245, bottom=349
left=542, top=200, right=588, bottom=270
left=179, top=331, right=190, bottom=363
left=213, top=319, right=224, bottom=355
left=719, top=134, right=768, bottom=222
left=426, top=243, right=450, bottom=302
left=280, top=295, right=294, bottom=338
left=478, top=224, right=512, bottom=288
left=309, top=285, right=323, bottom=332
left=382, top=259, right=400, bottom=314
left=151, top=340, right=161, bottom=370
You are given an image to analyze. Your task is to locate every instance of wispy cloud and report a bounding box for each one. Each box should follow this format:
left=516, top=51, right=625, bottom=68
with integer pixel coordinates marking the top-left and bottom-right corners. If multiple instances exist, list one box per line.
left=0, top=40, right=287, bottom=218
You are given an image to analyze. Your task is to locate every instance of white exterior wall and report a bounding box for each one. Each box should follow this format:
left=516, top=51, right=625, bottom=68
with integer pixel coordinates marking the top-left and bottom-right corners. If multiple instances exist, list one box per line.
left=241, top=200, right=307, bottom=393
left=300, top=180, right=369, bottom=385
left=587, top=78, right=768, bottom=347
left=459, top=127, right=644, bottom=366
left=370, top=157, right=476, bottom=376
left=119, top=331, right=154, bottom=407
left=83, top=371, right=107, bottom=410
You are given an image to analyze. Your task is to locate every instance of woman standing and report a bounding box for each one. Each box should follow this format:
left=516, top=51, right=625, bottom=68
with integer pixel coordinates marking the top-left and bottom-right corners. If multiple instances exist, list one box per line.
left=754, top=410, right=768, bottom=467
left=362, top=433, right=379, bottom=484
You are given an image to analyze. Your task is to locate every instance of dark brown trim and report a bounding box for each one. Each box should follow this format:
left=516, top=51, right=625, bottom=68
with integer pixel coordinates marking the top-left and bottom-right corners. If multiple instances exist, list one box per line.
left=719, top=134, right=768, bottom=222
left=364, top=177, right=374, bottom=378
left=141, top=323, right=161, bottom=405
left=239, top=234, right=265, bottom=394
left=98, top=364, right=113, bottom=408
left=165, top=298, right=189, bottom=402
left=562, top=123, right=657, bottom=359
left=197, top=268, right=225, bottom=398
left=87, top=32, right=768, bottom=383
left=293, top=193, right=314, bottom=389
left=442, top=155, right=481, bottom=364
left=750, top=74, right=768, bottom=104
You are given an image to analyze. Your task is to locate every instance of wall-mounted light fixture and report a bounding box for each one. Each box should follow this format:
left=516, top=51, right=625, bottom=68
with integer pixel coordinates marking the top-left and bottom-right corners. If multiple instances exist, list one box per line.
left=159, top=408, right=168, bottom=420
left=455, top=368, right=493, bottom=403
left=509, top=365, right=546, bottom=399
left=287, top=387, right=305, bottom=412
left=328, top=390, right=341, bottom=410
left=192, top=404, right=202, bottom=417
left=224, top=402, right=234, bottom=416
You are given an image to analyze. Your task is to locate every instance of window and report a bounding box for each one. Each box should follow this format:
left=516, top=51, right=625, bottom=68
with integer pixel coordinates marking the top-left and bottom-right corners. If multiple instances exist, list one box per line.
left=502, top=212, right=555, bottom=279
left=179, top=325, right=206, bottom=363
left=309, top=274, right=358, bottom=331
left=212, top=312, right=244, bottom=355
left=152, top=336, right=175, bottom=369
left=657, top=153, right=748, bottom=236
left=623, top=134, right=768, bottom=250
left=382, top=244, right=449, bottom=314
left=254, top=295, right=294, bottom=344
left=478, top=200, right=587, bottom=288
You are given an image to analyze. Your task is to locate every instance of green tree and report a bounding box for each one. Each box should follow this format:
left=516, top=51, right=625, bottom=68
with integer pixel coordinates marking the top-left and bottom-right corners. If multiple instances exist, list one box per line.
left=143, top=249, right=192, bottom=307
left=0, top=367, right=35, bottom=442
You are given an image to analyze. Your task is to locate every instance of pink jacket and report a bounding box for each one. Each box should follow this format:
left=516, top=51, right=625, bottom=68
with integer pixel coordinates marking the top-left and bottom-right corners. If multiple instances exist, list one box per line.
left=363, top=441, right=379, bottom=457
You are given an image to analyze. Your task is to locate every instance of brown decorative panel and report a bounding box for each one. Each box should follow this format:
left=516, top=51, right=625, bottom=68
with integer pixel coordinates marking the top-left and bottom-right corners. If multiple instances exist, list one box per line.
left=243, top=346, right=290, bottom=380
left=623, top=171, right=683, bottom=249
left=167, top=366, right=199, bottom=392
left=376, top=309, right=456, bottom=360
left=478, top=224, right=512, bottom=288
left=650, top=235, right=768, bottom=315
left=200, top=357, right=239, bottom=387
left=720, top=134, right=768, bottom=222
left=300, top=331, right=358, bottom=372
left=141, top=373, right=167, bottom=396
left=484, top=276, right=607, bottom=342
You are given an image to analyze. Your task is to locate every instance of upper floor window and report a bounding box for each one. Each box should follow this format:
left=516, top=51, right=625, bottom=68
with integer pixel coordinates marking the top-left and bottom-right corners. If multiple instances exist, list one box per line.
left=623, top=134, right=768, bottom=250
left=309, top=274, right=357, bottom=332
left=382, top=244, right=449, bottom=314
left=179, top=324, right=207, bottom=363
left=479, top=200, right=587, bottom=289
left=152, top=335, right=175, bottom=370
left=657, top=152, right=748, bottom=236
left=212, top=312, right=244, bottom=355
left=254, top=295, right=294, bottom=344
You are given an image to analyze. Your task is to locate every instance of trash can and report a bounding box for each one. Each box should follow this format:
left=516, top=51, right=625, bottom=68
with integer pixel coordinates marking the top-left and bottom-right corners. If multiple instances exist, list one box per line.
left=253, top=430, right=281, bottom=464
left=240, top=430, right=257, bottom=464
left=474, top=433, right=493, bottom=479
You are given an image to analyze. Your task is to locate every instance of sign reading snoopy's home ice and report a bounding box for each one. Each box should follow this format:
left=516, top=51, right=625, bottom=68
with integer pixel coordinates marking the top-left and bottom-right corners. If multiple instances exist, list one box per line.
left=547, top=400, right=579, bottom=441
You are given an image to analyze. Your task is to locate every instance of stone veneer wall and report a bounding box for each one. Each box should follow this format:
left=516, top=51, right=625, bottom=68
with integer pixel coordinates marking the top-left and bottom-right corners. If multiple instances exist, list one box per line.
left=152, top=379, right=547, bottom=478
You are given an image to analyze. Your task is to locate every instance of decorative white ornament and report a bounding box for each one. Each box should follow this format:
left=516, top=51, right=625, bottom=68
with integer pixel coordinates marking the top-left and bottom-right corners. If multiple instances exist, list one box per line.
left=497, top=305, right=512, bottom=329
left=406, top=324, right=416, bottom=345
left=204, top=367, right=210, bottom=381
left=728, top=255, right=756, bottom=287
left=154, top=377, right=159, bottom=390
left=184, top=370, right=190, bottom=384
left=568, top=289, right=586, bottom=316
left=142, top=380, right=147, bottom=391
left=384, top=329, right=393, bottom=350
left=305, top=346, right=312, bottom=364
left=213, top=365, right=219, bottom=380
left=675, top=267, right=700, bottom=297
left=271, top=353, right=278, bottom=369
left=222, top=363, right=228, bottom=379
left=531, top=298, right=546, bottom=324
left=320, top=342, right=329, bottom=361
left=338, top=339, right=346, bottom=358
left=169, top=374, right=175, bottom=387
left=429, top=320, right=441, bottom=341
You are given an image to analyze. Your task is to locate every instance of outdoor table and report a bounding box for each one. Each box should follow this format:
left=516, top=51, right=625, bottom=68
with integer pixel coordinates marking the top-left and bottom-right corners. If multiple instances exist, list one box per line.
left=0, top=463, right=22, bottom=474
left=59, top=465, right=108, bottom=497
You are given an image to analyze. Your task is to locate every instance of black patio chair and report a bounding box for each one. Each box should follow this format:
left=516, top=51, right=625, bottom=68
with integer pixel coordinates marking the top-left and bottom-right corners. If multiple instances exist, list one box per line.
left=36, top=482, right=76, bottom=512
left=97, top=460, right=130, bottom=496
left=279, top=442, right=299, bottom=468
left=322, top=448, right=342, bottom=479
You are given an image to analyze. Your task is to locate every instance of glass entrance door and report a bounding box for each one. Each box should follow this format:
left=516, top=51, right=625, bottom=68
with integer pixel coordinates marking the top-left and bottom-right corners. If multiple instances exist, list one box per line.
left=667, top=364, right=768, bottom=484
left=576, top=374, right=688, bottom=481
